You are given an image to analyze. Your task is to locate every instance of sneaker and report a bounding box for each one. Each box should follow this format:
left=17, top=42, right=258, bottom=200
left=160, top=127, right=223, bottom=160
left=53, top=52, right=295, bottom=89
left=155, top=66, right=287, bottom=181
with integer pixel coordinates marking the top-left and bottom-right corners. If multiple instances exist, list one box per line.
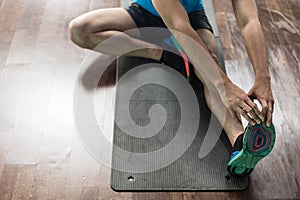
left=227, top=120, right=276, bottom=176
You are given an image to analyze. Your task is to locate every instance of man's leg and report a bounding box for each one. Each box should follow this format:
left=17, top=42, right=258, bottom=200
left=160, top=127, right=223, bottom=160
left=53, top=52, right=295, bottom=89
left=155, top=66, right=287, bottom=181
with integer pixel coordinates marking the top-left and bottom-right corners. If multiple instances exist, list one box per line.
left=68, top=7, right=243, bottom=145
left=68, top=7, right=162, bottom=61
left=194, top=28, right=276, bottom=177
left=194, top=29, right=244, bottom=146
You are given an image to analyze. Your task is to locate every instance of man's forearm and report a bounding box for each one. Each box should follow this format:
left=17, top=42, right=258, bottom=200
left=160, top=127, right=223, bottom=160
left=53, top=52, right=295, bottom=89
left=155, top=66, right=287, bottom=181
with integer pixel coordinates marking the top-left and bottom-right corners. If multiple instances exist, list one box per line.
left=240, top=19, right=270, bottom=79
left=152, top=0, right=233, bottom=93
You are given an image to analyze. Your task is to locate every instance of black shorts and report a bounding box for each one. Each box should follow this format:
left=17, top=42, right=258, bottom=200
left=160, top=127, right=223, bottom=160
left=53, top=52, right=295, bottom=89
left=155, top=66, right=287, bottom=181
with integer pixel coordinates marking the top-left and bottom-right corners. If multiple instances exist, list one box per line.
left=125, top=3, right=213, bottom=33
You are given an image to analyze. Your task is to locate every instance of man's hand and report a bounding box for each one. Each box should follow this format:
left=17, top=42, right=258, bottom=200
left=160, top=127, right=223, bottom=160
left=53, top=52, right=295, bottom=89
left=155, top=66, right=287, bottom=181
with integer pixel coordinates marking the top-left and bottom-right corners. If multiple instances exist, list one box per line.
left=232, top=0, right=274, bottom=126
left=218, top=81, right=263, bottom=125
left=248, top=78, right=274, bottom=126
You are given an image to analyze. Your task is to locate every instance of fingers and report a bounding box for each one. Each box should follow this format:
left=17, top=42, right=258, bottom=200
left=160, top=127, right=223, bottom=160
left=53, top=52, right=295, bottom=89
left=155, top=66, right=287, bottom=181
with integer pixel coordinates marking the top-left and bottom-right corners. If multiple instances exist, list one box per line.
left=266, top=100, right=274, bottom=126
left=260, top=99, right=268, bottom=121
left=245, top=98, right=263, bottom=121
left=240, top=103, right=261, bottom=124
left=228, top=108, right=237, bottom=122
left=235, top=107, right=256, bottom=125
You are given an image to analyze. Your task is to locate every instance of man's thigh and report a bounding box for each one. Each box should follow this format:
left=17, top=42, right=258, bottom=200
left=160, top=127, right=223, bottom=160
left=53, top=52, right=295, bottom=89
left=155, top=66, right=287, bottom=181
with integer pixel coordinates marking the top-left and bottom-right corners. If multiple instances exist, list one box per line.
left=187, top=10, right=218, bottom=61
left=71, top=7, right=138, bottom=33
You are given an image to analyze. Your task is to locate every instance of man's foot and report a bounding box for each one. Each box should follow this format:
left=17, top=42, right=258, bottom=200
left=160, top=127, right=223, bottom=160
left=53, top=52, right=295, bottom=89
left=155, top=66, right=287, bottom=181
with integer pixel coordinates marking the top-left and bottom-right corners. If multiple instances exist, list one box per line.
left=227, top=120, right=276, bottom=176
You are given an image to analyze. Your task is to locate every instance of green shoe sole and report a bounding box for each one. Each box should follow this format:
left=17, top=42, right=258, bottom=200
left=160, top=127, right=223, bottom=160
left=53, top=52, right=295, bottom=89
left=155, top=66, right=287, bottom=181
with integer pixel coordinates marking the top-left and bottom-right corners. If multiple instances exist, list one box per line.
left=227, top=121, right=276, bottom=176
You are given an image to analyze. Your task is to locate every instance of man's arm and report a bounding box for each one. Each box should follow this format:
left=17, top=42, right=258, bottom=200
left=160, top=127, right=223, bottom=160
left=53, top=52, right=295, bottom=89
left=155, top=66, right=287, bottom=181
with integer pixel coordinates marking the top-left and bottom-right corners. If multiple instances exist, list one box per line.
left=152, top=0, right=263, bottom=124
left=232, top=0, right=274, bottom=126
left=152, top=0, right=229, bottom=87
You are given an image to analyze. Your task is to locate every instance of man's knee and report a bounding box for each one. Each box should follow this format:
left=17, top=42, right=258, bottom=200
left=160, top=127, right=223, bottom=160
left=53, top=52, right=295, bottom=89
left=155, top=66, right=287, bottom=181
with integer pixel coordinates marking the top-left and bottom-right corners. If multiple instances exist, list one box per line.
left=68, top=18, right=93, bottom=48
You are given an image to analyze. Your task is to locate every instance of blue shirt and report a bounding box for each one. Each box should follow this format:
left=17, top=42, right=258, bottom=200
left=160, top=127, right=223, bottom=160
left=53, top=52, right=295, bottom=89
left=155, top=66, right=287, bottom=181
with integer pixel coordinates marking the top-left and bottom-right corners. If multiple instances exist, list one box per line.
left=132, top=0, right=204, bottom=16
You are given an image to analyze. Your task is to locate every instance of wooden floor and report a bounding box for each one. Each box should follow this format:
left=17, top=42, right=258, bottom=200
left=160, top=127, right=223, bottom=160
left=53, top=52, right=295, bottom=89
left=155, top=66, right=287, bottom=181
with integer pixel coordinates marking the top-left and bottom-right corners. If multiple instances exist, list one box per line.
left=0, top=0, right=299, bottom=199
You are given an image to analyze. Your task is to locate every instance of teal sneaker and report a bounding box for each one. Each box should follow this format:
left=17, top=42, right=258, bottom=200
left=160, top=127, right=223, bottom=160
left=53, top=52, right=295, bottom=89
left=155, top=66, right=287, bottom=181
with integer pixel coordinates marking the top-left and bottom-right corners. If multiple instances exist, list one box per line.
left=227, top=120, right=276, bottom=176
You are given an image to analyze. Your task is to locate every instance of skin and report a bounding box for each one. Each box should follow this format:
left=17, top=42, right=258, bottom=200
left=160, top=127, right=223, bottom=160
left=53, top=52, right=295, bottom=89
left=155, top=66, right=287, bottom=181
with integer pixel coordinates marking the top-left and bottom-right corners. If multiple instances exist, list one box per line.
left=68, top=8, right=163, bottom=60
left=232, top=0, right=274, bottom=125
left=68, top=0, right=274, bottom=146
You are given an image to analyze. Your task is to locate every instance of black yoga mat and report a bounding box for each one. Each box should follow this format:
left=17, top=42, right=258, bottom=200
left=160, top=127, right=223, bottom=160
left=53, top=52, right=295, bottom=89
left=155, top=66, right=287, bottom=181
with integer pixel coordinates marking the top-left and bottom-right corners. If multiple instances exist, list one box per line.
left=110, top=56, right=248, bottom=191
left=111, top=0, right=248, bottom=191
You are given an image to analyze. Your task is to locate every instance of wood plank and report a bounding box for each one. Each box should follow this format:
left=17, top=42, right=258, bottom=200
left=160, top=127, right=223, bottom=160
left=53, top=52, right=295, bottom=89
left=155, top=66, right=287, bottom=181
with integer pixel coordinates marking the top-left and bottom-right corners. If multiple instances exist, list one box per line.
left=0, top=0, right=4, bottom=9
left=133, top=192, right=182, bottom=200
left=0, top=64, right=26, bottom=127
left=5, top=67, right=54, bottom=165
left=0, top=126, right=13, bottom=177
left=5, top=0, right=47, bottom=65
left=0, top=164, right=35, bottom=199
left=288, top=0, right=300, bottom=20
left=212, top=0, right=232, bottom=14
left=11, top=165, right=36, bottom=200
left=260, top=5, right=300, bottom=197
left=215, top=12, right=235, bottom=60
left=0, top=0, right=25, bottom=67
left=275, top=0, right=300, bottom=84
left=276, top=0, right=296, bottom=20
left=58, top=0, right=104, bottom=198
left=266, top=0, right=281, bottom=11
left=28, top=0, right=76, bottom=198
left=0, top=165, right=19, bottom=200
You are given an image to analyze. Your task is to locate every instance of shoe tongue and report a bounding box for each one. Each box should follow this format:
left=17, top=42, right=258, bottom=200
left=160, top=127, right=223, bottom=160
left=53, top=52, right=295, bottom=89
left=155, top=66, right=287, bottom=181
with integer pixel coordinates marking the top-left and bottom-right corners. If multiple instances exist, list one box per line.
left=233, top=133, right=244, bottom=152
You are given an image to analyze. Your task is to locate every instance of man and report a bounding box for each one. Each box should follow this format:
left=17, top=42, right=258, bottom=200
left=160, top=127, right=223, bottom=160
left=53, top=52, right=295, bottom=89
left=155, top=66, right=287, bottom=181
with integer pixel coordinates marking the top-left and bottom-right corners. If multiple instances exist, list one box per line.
left=68, top=0, right=275, bottom=176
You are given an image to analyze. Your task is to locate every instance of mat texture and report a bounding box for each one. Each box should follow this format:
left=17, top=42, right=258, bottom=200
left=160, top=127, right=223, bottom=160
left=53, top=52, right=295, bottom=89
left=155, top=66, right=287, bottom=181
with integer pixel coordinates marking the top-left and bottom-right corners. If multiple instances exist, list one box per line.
left=110, top=56, right=248, bottom=191
left=111, top=0, right=248, bottom=191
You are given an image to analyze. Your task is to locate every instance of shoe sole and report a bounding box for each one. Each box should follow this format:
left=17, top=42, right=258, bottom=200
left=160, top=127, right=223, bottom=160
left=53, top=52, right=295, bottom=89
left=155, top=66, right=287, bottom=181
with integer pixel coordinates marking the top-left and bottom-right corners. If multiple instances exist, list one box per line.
left=227, top=121, right=276, bottom=176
